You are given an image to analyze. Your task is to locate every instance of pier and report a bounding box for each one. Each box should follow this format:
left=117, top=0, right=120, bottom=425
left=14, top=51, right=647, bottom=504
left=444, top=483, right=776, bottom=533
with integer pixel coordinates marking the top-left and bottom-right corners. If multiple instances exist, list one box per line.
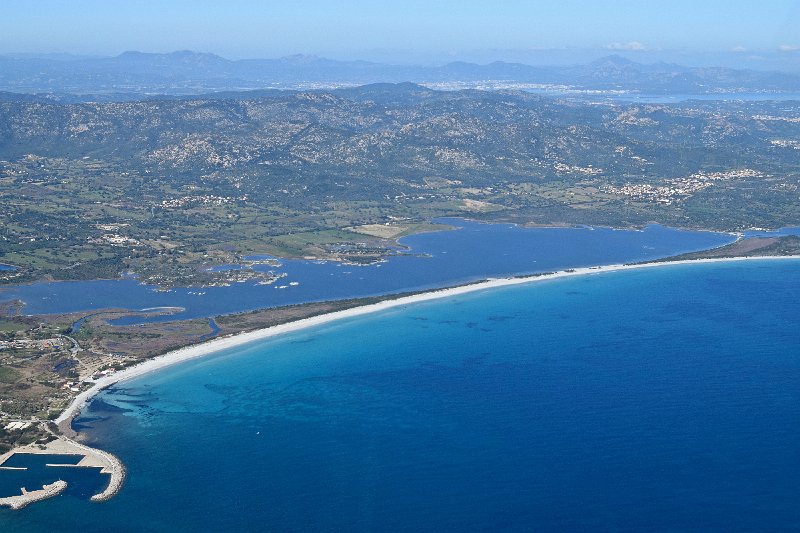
left=0, top=480, right=68, bottom=510
left=0, top=436, right=125, bottom=509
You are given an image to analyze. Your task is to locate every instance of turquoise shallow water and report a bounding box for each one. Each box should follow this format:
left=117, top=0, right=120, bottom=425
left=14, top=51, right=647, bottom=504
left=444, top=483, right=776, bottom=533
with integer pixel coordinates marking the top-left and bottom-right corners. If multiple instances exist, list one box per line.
left=2, top=260, right=799, bottom=531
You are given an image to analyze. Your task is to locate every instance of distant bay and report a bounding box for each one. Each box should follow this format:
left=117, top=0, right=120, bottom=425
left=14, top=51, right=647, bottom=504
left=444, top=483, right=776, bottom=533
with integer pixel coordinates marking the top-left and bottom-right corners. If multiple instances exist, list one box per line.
left=523, top=89, right=800, bottom=103
left=606, top=92, right=800, bottom=103
left=743, top=226, right=800, bottom=238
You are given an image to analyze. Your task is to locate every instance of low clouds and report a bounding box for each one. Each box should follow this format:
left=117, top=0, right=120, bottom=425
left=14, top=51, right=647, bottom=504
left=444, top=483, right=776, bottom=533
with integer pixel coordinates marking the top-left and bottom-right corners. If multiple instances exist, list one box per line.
left=778, top=44, right=799, bottom=52
left=605, top=41, right=647, bottom=51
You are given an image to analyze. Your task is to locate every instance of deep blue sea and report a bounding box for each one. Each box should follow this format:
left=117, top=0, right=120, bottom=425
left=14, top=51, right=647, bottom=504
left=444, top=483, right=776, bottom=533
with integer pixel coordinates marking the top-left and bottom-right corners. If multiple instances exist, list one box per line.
left=2, top=259, right=799, bottom=532
left=0, top=219, right=733, bottom=323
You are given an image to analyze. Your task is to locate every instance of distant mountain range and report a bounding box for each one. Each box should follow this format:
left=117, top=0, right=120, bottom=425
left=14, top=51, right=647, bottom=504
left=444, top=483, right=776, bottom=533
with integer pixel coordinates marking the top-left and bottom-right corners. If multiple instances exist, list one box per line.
left=1, top=50, right=799, bottom=97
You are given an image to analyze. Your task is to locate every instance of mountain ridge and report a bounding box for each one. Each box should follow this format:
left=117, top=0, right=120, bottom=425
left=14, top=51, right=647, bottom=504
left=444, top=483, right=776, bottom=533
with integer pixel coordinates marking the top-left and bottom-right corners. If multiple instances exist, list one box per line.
left=1, top=50, right=798, bottom=96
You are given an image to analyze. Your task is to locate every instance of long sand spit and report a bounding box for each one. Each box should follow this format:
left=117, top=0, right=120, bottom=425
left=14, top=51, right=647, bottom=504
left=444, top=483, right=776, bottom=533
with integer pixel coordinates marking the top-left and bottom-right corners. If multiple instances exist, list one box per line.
left=55, top=255, right=800, bottom=427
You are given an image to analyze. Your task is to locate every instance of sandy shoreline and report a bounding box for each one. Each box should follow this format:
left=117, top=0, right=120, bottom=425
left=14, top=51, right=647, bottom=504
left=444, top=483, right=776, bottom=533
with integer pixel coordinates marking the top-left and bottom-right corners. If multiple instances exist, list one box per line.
left=55, top=255, right=800, bottom=426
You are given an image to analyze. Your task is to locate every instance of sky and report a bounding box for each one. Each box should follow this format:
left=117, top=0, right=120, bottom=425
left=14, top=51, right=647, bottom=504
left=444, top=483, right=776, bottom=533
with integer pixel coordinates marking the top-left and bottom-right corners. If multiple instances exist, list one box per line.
left=1, top=0, right=799, bottom=64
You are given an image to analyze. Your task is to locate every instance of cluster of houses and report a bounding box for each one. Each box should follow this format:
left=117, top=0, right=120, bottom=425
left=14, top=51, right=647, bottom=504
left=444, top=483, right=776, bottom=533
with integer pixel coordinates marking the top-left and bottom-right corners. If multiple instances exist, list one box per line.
left=771, top=139, right=800, bottom=150
left=601, top=169, right=764, bottom=206
left=3, top=421, right=32, bottom=431
left=158, top=194, right=247, bottom=208
left=0, top=338, right=65, bottom=351
left=91, top=368, right=117, bottom=380
left=554, top=162, right=603, bottom=175
left=61, top=367, right=117, bottom=392
left=61, top=381, right=82, bottom=392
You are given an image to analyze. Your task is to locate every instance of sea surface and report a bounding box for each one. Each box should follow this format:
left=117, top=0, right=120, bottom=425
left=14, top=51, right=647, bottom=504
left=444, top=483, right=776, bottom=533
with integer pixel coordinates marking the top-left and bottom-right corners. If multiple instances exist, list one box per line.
left=606, top=92, right=800, bottom=103
left=2, top=259, right=799, bottom=531
left=522, top=89, right=800, bottom=103
left=0, top=219, right=733, bottom=323
left=744, top=226, right=800, bottom=238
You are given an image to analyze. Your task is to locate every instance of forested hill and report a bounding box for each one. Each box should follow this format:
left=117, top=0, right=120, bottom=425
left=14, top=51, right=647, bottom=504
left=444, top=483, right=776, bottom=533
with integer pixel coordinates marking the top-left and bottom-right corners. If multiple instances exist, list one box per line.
left=1, top=85, right=799, bottom=284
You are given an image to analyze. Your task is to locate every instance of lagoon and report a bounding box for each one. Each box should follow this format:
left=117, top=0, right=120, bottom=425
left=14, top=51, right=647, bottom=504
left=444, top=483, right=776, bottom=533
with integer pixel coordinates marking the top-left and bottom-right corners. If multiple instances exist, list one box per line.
left=0, top=220, right=733, bottom=323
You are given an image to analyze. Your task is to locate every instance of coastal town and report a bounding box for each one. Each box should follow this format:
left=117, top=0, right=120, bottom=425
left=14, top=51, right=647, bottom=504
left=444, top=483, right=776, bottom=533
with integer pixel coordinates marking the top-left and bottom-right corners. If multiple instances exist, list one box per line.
left=600, top=169, right=765, bottom=206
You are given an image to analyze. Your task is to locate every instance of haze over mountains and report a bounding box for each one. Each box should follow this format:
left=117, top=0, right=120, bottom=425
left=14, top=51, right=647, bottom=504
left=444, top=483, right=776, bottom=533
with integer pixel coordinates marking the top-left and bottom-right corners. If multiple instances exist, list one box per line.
left=1, top=50, right=799, bottom=98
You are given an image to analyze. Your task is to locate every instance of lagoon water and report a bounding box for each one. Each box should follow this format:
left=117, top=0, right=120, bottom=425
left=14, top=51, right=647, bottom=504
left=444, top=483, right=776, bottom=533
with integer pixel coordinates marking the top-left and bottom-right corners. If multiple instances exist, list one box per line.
left=0, top=220, right=733, bottom=323
left=3, top=259, right=799, bottom=531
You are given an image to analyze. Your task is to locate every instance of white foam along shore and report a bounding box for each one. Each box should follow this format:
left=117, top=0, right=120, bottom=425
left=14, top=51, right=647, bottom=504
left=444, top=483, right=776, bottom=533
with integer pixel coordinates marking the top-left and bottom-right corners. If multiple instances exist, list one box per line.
left=55, top=255, right=800, bottom=426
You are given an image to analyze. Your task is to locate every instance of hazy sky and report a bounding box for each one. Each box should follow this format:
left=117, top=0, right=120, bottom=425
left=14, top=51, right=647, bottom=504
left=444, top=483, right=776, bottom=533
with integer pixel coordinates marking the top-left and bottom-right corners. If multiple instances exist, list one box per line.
left=2, top=0, right=799, bottom=60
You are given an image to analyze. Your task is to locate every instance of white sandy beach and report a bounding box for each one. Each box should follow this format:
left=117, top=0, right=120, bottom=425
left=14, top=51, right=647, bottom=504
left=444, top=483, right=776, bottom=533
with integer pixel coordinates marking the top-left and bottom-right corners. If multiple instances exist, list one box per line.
left=55, top=255, right=800, bottom=425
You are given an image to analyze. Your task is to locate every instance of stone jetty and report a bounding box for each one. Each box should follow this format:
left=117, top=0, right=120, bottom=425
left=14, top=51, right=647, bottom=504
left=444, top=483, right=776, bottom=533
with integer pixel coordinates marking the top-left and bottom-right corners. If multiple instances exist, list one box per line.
left=0, top=436, right=125, bottom=509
